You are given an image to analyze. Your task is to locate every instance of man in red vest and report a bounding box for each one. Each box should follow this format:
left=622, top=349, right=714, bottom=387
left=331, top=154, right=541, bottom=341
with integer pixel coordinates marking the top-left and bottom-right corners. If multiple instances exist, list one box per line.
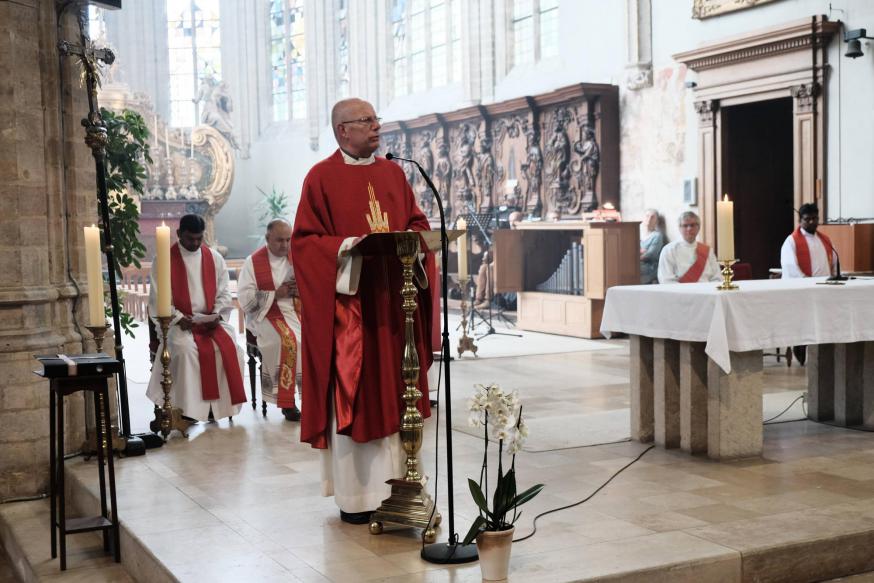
left=237, top=219, right=302, bottom=421
left=147, top=214, right=246, bottom=422
left=780, top=203, right=837, bottom=364
left=657, top=211, right=721, bottom=284
left=780, top=203, right=836, bottom=279
left=292, top=98, right=436, bottom=524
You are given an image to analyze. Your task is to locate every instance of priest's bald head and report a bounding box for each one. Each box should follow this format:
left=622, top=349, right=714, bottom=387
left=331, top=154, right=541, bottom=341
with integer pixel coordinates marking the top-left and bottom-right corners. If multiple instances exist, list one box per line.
left=266, top=218, right=292, bottom=257
left=331, top=98, right=382, bottom=159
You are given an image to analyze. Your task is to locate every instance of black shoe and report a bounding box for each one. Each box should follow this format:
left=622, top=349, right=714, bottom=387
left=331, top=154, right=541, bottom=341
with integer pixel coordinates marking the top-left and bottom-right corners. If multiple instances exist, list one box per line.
left=429, top=399, right=438, bottom=408
left=340, top=510, right=372, bottom=525
left=181, top=415, right=198, bottom=424
left=282, top=407, right=301, bottom=422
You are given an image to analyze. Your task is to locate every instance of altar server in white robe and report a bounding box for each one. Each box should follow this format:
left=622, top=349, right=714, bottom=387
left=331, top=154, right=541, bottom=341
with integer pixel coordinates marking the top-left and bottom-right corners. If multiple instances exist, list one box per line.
left=147, top=214, right=247, bottom=421
left=780, top=202, right=837, bottom=279
left=658, top=211, right=721, bottom=284
left=237, top=219, right=303, bottom=421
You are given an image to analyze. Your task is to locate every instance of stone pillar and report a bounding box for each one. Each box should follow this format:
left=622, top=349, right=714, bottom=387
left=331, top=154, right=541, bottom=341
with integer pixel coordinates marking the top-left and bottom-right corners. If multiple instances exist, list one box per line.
left=834, top=342, right=864, bottom=427
left=680, top=342, right=708, bottom=454
left=862, top=342, right=874, bottom=426
left=0, top=1, right=94, bottom=500
left=629, top=335, right=654, bottom=442
left=653, top=338, right=680, bottom=449
left=807, top=343, right=835, bottom=421
left=707, top=350, right=763, bottom=460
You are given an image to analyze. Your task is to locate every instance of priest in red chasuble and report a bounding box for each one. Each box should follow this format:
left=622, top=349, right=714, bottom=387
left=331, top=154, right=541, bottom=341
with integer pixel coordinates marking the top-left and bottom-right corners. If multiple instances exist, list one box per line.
left=780, top=203, right=837, bottom=279
left=147, top=214, right=247, bottom=422
left=237, top=219, right=302, bottom=421
left=292, top=98, right=436, bottom=524
left=657, top=211, right=721, bottom=284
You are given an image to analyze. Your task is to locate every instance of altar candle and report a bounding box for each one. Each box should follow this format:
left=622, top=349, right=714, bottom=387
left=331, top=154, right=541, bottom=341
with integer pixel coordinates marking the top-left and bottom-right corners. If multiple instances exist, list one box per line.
left=457, top=218, right=468, bottom=279
left=190, top=132, right=195, bottom=159
left=716, top=194, right=735, bottom=261
left=164, top=127, right=170, bottom=158
left=84, top=225, right=105, bottom=327
left=180, top=128, right=185, bottom=150
left=155, top=223, right=172, bottom=317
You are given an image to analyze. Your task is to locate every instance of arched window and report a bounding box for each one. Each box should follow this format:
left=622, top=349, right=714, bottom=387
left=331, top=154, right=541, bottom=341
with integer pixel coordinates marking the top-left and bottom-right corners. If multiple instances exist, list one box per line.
left=392, top=0, right=463, bottom=98
left=511, top=0, right=559, bottom=68
left=336, top=0, right=350, bottom=100
left=167, top=0, right=222, bottom=127
left=269, top=0, right=306, bottom=122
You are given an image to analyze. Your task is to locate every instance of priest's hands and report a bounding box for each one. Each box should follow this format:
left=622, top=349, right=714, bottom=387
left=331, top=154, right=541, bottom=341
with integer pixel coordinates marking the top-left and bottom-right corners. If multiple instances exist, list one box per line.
left=178, top=316, right=194, bottom=331
left=276, top=280, right=299, bottom=299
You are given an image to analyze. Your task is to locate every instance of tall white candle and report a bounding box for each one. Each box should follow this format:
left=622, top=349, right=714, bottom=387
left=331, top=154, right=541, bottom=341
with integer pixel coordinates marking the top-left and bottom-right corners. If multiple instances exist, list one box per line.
left=190, top=131, right=195, bottom=159
left=84, top=225, right=105, bottom=327
left=716, top=194, right=735, bottom=261
left=457, top=218, right=468, bottom=279
left=164, top=127, right=170, bottom=158
left=155, top=223, right=172, bottom=317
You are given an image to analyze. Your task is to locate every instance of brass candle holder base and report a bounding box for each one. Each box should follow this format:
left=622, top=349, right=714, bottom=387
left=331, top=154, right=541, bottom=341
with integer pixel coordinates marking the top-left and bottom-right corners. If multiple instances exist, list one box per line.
left=717, top=259, right=739, bottom=291
left=457, top=276, right=477, bottom=357
left=153, top=316, right=194, bottom=440
left=82, top=324, right=126, bottom=458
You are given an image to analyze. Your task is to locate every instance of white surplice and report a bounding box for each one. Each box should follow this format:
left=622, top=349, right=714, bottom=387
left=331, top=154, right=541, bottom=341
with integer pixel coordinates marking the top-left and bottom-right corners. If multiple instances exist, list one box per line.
left=237, top=250, right=302, bottom=406
left=657, top=239, right=722, bottom=284
left=318, top=149, right=429, bottom=513
left=780, top=229, right=836, bottom=278
left=146, top=245, right=244, bottom=421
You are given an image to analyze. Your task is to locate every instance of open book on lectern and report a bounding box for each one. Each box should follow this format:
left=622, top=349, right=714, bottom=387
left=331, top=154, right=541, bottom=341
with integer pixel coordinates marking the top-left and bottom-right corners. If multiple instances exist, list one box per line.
left=349, top=229, right=465, bottom=257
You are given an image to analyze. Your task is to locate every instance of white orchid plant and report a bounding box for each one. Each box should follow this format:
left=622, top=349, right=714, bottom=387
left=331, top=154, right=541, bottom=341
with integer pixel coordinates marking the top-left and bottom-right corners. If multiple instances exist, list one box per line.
left=463, top=383, right=544, bottom=545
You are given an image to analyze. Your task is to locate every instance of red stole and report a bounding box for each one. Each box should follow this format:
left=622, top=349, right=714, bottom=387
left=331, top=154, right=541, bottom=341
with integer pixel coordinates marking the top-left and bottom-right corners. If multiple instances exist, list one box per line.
left=792, top=227, right=834, bottom=277
left=679, top=243, right=710, bottom=283
left=252, top=246, right=299, bottom=408
left=293, top=150, right=434, bottom=449
left=170, top=243, right=246, bottom=404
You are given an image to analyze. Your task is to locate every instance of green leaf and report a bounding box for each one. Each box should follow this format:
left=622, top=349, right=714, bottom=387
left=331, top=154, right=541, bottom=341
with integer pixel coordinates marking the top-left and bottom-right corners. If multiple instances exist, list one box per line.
left=461, top=515, right=487, bottom=546
left=511, top=484, right=545, bottom=509
left=494, top=467, right=517, bottom=519
left=468, top=478, right=492, bottom=517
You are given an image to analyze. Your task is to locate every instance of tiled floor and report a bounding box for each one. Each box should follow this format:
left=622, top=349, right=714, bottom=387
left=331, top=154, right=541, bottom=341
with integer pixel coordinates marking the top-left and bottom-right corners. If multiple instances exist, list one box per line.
left=44, top=332, right=874, bottom=582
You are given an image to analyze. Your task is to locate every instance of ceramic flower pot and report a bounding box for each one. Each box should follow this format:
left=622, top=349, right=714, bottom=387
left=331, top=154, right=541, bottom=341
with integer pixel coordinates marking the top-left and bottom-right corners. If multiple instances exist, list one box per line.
left=476, top=526, right=515, bottom=581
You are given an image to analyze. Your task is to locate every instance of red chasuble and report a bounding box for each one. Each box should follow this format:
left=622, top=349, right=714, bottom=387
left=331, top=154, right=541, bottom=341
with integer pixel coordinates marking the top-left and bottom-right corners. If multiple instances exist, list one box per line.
left=292, top=150, right=435, bottom=449
left=252, top=245, right=299, bottom=408
left=170, top=243, right=246, bottom=404
left=792, top=227, right=834, bottom=277
left=678, top=243, right=710, bottom=283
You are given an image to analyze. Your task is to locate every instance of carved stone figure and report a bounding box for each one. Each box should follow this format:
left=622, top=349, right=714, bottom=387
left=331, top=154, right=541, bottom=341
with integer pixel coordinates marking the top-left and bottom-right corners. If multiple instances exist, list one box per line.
left=417, top=132, right=435, bottom=216
left=434, top=139, right=452, bottom=216
left=574, top=125, right=601, bottom=211
left=476, top=134, right=496, bottom=210
left=520, top=125, right=543, bottom=218
left=545, top=112, right=573, bottom=218
left=452, top=123, right=477, bottom=211
left=194, top=75, right=239, bottom=150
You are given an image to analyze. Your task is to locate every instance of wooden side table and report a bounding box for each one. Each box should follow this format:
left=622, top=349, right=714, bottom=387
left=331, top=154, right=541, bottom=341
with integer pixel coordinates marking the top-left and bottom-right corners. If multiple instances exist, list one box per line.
left=35, top=354, right=121, bottom=571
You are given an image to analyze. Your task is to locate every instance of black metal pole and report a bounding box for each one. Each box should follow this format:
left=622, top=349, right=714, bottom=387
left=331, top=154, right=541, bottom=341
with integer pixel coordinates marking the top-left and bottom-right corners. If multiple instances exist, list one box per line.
left=388, top=155, right=477, bottom=563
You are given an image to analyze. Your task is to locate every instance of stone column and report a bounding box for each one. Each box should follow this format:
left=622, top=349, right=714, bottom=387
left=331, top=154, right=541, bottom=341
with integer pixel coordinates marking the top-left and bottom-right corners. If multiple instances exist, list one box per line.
left=707, top=350, right=764, bottom=460
left=807, top=343, right=835, bottom=421
left=834, top=342, right=864, bottom=427
left=629, top=335, right=654, bottom=442
left=862, top=342, right=874, bottom=426
left=680, top=342, right=708, bottom=454
left=653, top=338, right=680, bottom=449
left=0, top=1, right=94, bottom=499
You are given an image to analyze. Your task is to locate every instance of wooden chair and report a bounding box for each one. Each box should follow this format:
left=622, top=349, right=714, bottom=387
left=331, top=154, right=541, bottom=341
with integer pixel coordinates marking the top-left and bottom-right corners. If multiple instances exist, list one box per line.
left=246, top=330, right=266, bottom=416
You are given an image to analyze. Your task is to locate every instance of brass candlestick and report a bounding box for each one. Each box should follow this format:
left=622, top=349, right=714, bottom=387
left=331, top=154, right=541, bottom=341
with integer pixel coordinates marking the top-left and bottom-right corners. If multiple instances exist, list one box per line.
left=717, top=259, right=739, bottom=291
left=370, top=232, right=440, bottom=543
left=152, top=316, right=193, bottom=440
left=457, top=276, right=477, bottom=357
left=82, top=324, right=126, bottom=458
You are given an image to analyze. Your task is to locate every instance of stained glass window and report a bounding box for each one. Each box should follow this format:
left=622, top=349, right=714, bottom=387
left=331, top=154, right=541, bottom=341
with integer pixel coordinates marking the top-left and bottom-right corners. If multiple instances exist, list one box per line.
left=336, top=0, right=350, bottom=99
left=392, top=0, right=408, bottom=97
left=167, top=0, right=222, bottom=128
left=392, top=0, right=459, bottom=97
left=270, top=0, right=306, bottom=122
left=539, top=0, right=559, bottom=59
left=512, top=0, right=535, bottom=67
left=511, top=0, right=559, bottom=69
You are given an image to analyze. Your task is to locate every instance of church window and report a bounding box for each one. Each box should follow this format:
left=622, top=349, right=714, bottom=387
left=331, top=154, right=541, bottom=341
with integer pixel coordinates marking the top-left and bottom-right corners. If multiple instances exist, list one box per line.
left=336, top=0, right=350, bottom=100
left=511, top=0, right=559, bottom=68
left=392, top=0, right=462, bottom=98
left=167, top=0, right=222, bottom=128
left=269, top=0, right=306, bottom=122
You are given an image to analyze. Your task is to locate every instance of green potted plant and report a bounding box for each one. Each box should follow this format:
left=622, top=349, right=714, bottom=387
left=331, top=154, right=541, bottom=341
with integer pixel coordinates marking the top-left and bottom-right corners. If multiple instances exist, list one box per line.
left=463, top=383, right=544, bottom=581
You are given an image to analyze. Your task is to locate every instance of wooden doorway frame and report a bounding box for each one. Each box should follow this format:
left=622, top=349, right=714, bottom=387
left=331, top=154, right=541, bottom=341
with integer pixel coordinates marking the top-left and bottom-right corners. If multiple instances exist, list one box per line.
left=674, top=16, right=839, bottom=248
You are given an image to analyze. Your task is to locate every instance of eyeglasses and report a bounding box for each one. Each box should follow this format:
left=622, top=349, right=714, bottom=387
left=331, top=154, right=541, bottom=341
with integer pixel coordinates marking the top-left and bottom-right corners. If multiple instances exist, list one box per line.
left=339, top=116, right=382, bottom=127
left=680, top=223, right=700, bottom=229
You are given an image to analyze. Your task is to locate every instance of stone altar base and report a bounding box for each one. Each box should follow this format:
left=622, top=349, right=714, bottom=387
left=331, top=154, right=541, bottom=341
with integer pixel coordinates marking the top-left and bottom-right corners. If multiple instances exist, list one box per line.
left=808, top=342, right=874, bottom=428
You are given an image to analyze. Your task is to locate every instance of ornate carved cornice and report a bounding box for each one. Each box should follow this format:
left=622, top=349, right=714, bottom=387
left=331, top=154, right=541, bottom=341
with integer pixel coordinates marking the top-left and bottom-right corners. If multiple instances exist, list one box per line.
left=674, top=16, right=839, bottom=72
left=625, top=63, right=653, bottom=91
left=791, top=82, right=820, bottom=114
left=694, top=100, right=719, bottom=126
left=692, top=0, right=779, bottom=20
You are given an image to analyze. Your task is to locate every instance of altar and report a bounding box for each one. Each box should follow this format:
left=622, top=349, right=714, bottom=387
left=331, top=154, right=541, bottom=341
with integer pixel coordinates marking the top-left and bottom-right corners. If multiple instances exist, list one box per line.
left=600, top=278, right=874, bottom=459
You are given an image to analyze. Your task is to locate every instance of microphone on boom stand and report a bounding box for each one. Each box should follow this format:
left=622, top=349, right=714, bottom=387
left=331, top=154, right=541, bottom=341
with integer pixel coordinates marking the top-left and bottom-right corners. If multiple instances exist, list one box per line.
left=386, top=152, right=479, bottom=564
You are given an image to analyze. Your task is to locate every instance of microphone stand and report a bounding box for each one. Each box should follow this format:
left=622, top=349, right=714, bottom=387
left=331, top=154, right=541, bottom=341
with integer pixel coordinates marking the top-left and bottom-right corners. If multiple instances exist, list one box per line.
left=387, top=153, right=478, bottom=564
left=824, top=248, right=848, bottom=284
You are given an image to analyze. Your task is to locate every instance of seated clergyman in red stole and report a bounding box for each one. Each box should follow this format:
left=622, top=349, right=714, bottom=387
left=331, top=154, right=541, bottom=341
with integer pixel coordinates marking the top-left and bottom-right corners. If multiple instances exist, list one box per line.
left=147, top=214, right=247, bottom=422
left=657, top=211, right=721, bottom=284
left=237, top=218, right=303, bottom=422
left=292, top=98, right=436, bottom=525
left=780, top=202, right=836, bottom=279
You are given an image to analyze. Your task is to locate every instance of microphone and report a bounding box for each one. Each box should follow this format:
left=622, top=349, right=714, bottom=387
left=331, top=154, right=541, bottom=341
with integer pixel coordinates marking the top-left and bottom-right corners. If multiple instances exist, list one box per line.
left=827, top=246, right=849, bottom=282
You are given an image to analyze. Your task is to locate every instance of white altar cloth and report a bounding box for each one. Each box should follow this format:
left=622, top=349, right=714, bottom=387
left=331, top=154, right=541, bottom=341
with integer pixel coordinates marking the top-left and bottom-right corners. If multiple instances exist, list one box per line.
left=600, top=278, right=874, bottom=373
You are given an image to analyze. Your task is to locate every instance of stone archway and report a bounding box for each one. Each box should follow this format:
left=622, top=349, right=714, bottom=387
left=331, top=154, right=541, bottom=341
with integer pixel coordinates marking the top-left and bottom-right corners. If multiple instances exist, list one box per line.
left=674, top=16, right=839, bottom=249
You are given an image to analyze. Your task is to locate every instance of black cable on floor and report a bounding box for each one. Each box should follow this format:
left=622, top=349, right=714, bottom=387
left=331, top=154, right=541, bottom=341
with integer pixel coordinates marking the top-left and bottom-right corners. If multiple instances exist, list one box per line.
left=513, top=445, right=655, bottom=543
left=763, top=394, right=806, bottom=424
